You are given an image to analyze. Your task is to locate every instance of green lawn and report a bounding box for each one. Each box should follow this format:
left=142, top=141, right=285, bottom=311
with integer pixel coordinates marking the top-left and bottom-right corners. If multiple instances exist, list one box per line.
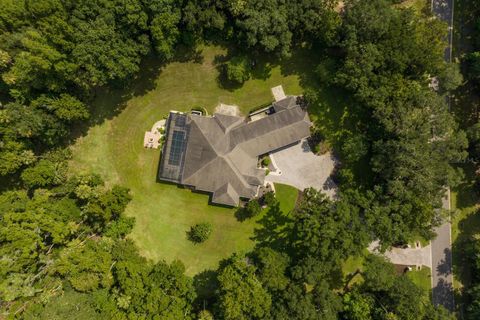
left=69, top=46, right=302, bottom=275
left=407, top=267, right=432, bottom=295
left=275, top=183, right=299, bottom=214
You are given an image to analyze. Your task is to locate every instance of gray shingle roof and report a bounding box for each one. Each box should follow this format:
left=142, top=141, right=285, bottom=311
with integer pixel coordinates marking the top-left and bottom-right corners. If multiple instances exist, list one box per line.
left=158, top=96, right=311, bottom=206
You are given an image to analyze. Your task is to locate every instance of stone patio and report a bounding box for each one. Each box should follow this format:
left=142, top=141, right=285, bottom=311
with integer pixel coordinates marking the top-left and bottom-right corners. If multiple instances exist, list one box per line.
left=144, top=119, right=166, bottom=149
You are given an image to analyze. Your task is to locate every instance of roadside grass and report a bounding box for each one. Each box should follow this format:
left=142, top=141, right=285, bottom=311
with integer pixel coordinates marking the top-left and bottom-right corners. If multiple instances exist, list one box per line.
left=69, top=45, right=304, bottom=275
left=451, top=164, right=480, bottom=290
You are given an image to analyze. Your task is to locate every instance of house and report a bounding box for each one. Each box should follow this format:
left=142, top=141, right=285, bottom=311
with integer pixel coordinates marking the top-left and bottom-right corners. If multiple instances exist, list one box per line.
left=158, top=93, right=311, bottom=206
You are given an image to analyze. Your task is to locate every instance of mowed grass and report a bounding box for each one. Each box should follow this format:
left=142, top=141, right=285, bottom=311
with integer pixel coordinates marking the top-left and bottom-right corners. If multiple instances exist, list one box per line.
left=407, top=267, right=432, bottom=295
left=275, top=183, right=299, bottom=214
left=69, top=46, right=303, bottom=275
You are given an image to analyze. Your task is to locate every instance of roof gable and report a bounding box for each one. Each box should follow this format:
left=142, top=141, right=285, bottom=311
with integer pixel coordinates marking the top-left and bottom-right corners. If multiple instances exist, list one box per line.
left=212, top=183, right=239, bottom=206
left=214, top=113, right=244, bottom=132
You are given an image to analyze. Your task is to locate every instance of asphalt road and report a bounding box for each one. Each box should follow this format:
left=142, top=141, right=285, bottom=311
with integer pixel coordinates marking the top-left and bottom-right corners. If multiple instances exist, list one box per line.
left=430, top=0, right=455, bottom=311
left=431, top=221, right=455, bottom=311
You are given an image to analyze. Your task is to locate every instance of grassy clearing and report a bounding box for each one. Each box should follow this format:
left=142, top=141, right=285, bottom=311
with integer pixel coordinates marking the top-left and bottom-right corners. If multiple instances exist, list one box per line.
left=69, top=46, right=303, bottom=275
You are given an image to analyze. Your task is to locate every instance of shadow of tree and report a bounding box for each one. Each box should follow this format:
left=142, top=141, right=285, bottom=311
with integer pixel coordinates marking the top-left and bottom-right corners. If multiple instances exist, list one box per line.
left=252, top=202, right=293, bottom=252
left=432, top=278, right=455, bottom=312
left=452, top=164, right=478, bottom=209
left=452, top=208, right=480, bottom=287
left=234, top=207, right=250, bottom=222
left=193, top=269, right=218, bottom=308
left=436, top=248, right=453, bottom=276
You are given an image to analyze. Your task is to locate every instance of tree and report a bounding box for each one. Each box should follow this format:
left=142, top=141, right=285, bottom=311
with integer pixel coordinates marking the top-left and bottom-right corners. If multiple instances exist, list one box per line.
left=225, top=55, right=251, bottom=84
left=342, top=289, right=374, bottom=320
left=252, top=247, right=290, bottom=292
left=215, top=254, right=272, bottom=320
left=334, top=0, right=467, bottom=247
left=31, top=94, right=89, bottom=122
left=54, top=239, right=114, bottom=292
left=104, top=216, right=135, bottom=239
left=0, top=140, right=35, bottom=176
left=112, top=241, right=196, bottom=319
left=291, top=189, right=370, bottom=279
left=438, top=62, right=463, bottom=92
left=341, top=134, right=368, bottom=163
left=198, top=309, right=214, bottom=320
left=347, top=254, right=454, bottom=320
left=188, top=222, right=213, bottom=243
left=21, top=159, right=55, bottom=189
left=146, top=0, right=181, bottom=59
left=233, top=0, right=292, bottom=57
left=244, top=199, right=261, bottom=218
left=466, top=51, right=480, bottom=84
left=82, top=185, right=132, bottom=231
left=23, top=289, right=101, bottom=320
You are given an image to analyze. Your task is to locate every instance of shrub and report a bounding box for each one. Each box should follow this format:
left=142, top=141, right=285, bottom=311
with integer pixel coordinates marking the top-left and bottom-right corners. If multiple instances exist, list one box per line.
left=261, top=157, right=270, bottom=167
left=188, top=222, right=213, bottom=243
left=317, top=140, right=332, bottom=155
left=262, top=191, right=276, bottom=207
left=225, top=55, right=251, bottom=84
left=244, top=199, right=261, bottom=218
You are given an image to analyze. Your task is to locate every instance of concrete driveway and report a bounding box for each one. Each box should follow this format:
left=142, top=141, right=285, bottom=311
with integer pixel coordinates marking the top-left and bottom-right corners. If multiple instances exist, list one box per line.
left=265, top=139, right=337, bottom=199
left=369, top=241, right=432, bottom=268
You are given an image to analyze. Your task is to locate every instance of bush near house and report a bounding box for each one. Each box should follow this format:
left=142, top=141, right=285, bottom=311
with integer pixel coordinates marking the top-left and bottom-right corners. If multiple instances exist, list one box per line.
left=260, top=156, right=270, bottom=168
left=244, top=199, right=262, bottom=218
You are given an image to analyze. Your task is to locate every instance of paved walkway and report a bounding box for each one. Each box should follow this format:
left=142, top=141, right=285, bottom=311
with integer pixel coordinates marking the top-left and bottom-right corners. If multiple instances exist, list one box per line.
left=265, top=139, right=337, bottom=199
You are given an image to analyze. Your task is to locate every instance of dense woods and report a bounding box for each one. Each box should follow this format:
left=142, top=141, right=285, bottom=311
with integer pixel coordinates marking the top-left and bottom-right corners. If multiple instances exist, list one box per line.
left=0, top=0, right=466, bottom=318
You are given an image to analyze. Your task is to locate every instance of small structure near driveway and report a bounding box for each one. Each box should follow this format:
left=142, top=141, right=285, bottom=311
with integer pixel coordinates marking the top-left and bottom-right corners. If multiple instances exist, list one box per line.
left=271, top=85, right=286, bottom=102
